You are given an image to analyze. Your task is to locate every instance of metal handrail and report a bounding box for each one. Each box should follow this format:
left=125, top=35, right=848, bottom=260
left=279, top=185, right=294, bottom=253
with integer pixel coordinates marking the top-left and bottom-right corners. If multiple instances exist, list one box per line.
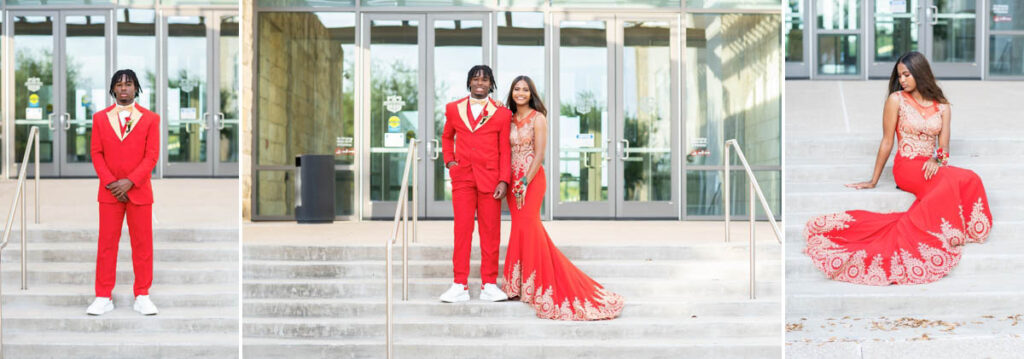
left=386, top=139, right=418, bottom=359
left=1, top=125, right=41, bottom=357
left=722, top=139, right=782, bottom=300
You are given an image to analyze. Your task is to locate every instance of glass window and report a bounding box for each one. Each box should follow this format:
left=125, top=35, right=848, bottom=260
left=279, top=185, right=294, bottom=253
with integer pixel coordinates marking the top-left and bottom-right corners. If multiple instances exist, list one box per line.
left=686, top=170, right=781, bottom=217
left=817, top=0, right=860, bottom=30
left=686, top=0, right=780, bottom=10
left=496, top=12, right=545, bottom=106
left=255, top=170, right=295, bottom=217
left=499, top=0, right=545, bottom=5
left=818, top=34, right=859, bottom=75
left=785, top=0, right=804, bottom=62
left=685, top=14, right=781, bottom=167
left=363, top=0, right=492, bottom=6
left=160, top=0, right=237, bottom=4
left=990, top=34, right=1024, bottom=76
left=117, top=9, right=158, bottom=110
left=873, top=0, right=918, bottom=63
left=6, top=0, right=115, bottom=5
left=256, top=12, right=356, bottom=166
left=991, top=0, right=1024, bottom=31
left=256, top=0, right=356, bottom=6
left=552, top=0, right=678, bottom=6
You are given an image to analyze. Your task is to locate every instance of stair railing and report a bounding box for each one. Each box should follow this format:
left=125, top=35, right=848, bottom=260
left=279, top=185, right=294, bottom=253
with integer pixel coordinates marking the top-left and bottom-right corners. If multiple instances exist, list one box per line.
left=386, top=139, right=418, bottom=359
left=723, top=139, right=782, bottom=299
left=0, top=125, right=41, bottom=357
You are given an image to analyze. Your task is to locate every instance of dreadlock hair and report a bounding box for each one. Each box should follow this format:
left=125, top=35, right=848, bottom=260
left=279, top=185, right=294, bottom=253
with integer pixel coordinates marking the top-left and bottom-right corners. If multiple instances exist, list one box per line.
left=465, top=65, right=497, bottom=94
left=108, top=69, right=143, bottom=99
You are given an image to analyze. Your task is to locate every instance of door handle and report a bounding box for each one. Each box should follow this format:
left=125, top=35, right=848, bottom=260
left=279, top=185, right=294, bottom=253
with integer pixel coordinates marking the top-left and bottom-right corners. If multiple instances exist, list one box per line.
left=201, top=112, right=210, bottom=131
left=929, top=5, right=938, bottom=25
left=603, top=139, right=612, bottom=166
left=619, top=139, right=630, bottom=161
left=62, top=113, right=71, bottom=131
left=47, top=113, right=56, bottom=130
left=216, top=112, right=226, bottom=130
left=428, top=139, right=440, bottom=160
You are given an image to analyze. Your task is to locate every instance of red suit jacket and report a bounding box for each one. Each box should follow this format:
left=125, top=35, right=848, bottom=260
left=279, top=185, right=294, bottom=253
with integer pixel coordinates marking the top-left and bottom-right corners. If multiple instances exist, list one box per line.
left=442, top=96, right=512, bottom=190
left=90, top=103, right=161, bottom=205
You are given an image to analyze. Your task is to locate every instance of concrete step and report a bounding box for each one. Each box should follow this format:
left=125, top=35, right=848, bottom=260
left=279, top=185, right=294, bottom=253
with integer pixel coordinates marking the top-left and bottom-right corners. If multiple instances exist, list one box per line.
left=786, top=274, right=1024, bottom=318
left=1, top=261, right=238, bottom=285
left=243, top=316, right=779, bottom=340
left=243, top=298, right=781, bottom=319
left=785, top=137, right=1024, bottom=159
left=1, top=284, right=238, bottom=308
left=243, top=243, right=782, bottom=262
left=242, top=259, right=782, bottom=281
left=786, top=252, right=1024, bottom=281
left=785, top=158, right=1021, bottom=184
left=4, top=331, right=239, bottom=359
left=244, top=278, right=780, bottom=301
left=3, top=305, right=237, bottom=333
left=0, top=227, right=237, bottom=243
left=786, top=338, right=1024, bottom=359
left=0, top=241, right=238, bottom=262
left=243, top=337, right=781, bottom=359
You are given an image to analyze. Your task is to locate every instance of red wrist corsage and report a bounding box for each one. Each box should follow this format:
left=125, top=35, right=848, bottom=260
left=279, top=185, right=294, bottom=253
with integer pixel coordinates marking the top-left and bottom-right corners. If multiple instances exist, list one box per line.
left=935, top=148, right=949, bottom=166
left=512, top=181, right=527, bottom=199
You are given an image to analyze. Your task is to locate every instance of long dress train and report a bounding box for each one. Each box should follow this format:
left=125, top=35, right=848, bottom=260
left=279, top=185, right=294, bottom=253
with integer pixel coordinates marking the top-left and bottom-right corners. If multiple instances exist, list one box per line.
left=803, top=91, right=992, bottom=285
left=501, top=110, right=624, bottom=320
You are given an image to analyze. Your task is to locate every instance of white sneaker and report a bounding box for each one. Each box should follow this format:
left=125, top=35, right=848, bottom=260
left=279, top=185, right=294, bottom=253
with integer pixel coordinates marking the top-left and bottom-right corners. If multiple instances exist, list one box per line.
left=479, top=283, right=509, bottom=302
left=439, top=282, right=470, bottom=303
left=133, top=295, right=159, bottom=315
left=86, top=297, right=114, bottom=316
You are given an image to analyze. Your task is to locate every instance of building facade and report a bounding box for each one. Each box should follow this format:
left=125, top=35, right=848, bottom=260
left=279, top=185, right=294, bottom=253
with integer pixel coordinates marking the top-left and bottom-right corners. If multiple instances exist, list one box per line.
left=243, top=0, right=784, bottom=221
left=0, top=0, right=240, bottom=179
left=786, top=0, right=1024, bottom=79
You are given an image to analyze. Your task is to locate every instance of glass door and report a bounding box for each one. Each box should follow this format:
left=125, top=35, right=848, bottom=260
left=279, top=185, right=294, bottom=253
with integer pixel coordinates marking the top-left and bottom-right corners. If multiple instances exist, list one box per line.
left=362, top=14, right=427, bottom=219
left=7, top=11, right=111, bottom=178
left=424, top=14, right=490, bottom=218
left=162, top=10, right=237, bottom=177
left=868, top=0, right=924, bottom=77
left=923, top=0, right=982, bottom=77
left=552, top=14, right=678, bottom=218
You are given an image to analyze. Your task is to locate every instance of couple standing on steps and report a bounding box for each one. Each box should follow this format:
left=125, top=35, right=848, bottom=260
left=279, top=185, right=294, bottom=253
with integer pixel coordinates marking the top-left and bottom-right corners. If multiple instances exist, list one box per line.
left=436, top=65, right=624, bottom=321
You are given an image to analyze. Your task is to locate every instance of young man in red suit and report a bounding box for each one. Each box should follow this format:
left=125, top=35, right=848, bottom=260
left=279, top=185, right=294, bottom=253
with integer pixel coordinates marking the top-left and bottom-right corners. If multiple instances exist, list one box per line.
left=85, top=69, right=160, bottom=316
left=439, top=65, right=512, bottom=303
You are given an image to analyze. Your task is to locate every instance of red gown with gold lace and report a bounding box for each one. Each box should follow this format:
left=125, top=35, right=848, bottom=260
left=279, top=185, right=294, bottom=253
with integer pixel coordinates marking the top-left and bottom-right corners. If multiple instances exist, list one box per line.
left=501, top=110, right=624, bottom=320
left=804, top=92, right=993, bottom=285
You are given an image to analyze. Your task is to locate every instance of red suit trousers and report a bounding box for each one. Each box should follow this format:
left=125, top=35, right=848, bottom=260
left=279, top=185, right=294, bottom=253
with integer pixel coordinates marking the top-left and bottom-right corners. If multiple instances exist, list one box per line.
left=95, top=201, right=153, bottom=298
left=451, top=174, right=502, bottom=286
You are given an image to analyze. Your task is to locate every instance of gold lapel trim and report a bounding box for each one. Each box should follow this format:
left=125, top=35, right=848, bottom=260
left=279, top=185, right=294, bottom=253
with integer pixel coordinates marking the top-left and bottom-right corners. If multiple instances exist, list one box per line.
left=105, top=105, right=144, bottom=141
left=456, top=97, right=474, bottom=132
left=473, top=100, right=498, bottom=132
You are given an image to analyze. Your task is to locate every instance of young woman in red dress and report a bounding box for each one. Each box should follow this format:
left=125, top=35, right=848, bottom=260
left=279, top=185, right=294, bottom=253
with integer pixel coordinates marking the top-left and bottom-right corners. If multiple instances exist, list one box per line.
left=500, top=75, right=624, bottom=320
left=804, top=52, right=992, bottom=285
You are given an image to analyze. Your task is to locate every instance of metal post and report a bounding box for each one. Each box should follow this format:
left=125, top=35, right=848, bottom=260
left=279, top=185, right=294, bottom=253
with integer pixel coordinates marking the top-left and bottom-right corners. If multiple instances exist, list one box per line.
left=34, top=131, right=40, bottom=224
left=749, top=181, right=756, bottom=300
left=724, top=143, right=730, bottom=242
left=1, top=258, right=4, bottom=359
left=412, top=141, right=418, bottom=244
left=402, top=183, right=409, bottom=302
left=21, top=174, right=27, bottom=290
left=385, top=240, right=393, bottom=359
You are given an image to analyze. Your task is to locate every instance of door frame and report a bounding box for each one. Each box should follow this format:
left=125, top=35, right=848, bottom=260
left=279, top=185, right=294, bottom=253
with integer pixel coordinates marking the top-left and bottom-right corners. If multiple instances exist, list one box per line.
left=866, top=0, right=925, bottom=78
left=921, top=0, right=983, bottom=78
left=160, top=8, right=237, bottom=177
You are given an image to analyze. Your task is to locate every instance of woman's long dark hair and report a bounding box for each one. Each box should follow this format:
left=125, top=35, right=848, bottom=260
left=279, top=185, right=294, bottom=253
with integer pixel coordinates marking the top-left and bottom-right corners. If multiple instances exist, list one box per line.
left=505, top=75, right=547, bottom=116
left=887, top=51, right=948, bottom=104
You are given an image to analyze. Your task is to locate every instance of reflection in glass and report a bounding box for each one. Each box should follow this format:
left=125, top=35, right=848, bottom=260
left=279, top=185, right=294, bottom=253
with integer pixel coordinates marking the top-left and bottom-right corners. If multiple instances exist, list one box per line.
left=686, top=14, right=781, bottom=167
left=559, top=20, right=608, bottom=203
left=219, top=15, right=240, bottom=164
left=336, top=170, right=355, bottom=216
left=167, top=16, right=207, bottom=163
left=14, top=16, right=56, bottom=164
left=622, top=21, right=671, bottom=202
left=64, top=15, right=106, bottom=164
left=686, top=0, right=781, bottom=9
left=990, top=35, right=1024, bottom=76
left=369, top=19, right=419, bottom=202
left=497, top=12, right=545, bottom=104
left=686, top=170, right=780, bottom=217
left=818, top=34, right=860, bottom=75
left=432, top=19, right=482, bottom=202
left=931, top=0, right=975, bottom=63
left=873, top=0, right=917, bottom=62
left=817, top=0, right=860, bottom=30
left=256, top=13, right=355, bottom=166
left=552, top=0, right=676, bottom=6
left=990, top=0, right=1024, bottom=31
left=257, top=171, right=294, bottom=216
left=785, top=0, right=804, bottom=62
left=117, top=9, right=157, bottom=109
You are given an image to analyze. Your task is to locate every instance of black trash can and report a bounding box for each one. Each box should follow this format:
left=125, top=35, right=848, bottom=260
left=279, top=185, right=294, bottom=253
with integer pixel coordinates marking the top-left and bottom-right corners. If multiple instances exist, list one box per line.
left=294, top=154, right=335, bottom=223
